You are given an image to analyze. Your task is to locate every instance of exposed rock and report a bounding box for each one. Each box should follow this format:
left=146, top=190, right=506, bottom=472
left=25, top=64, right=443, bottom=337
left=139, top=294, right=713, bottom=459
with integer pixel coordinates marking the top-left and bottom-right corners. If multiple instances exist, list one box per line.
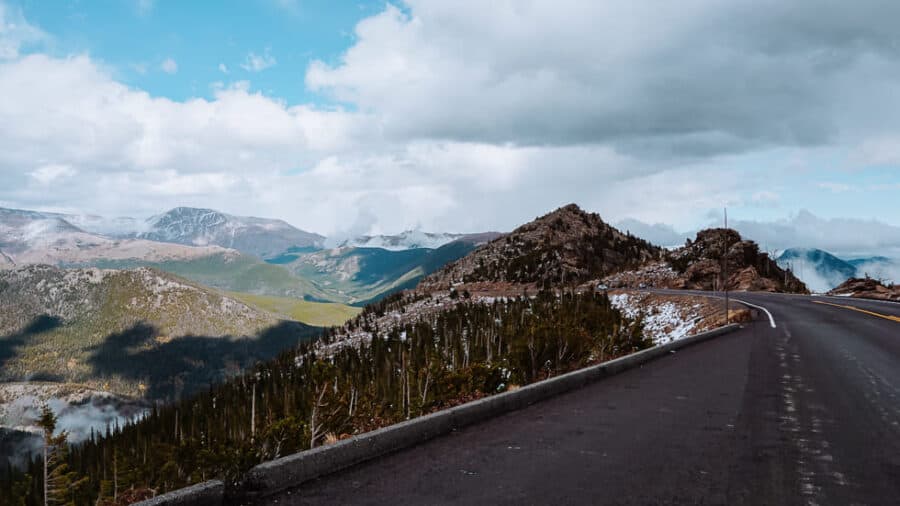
left=420, top=204, right=661, bottom=291
left=828, top=277, right=899, bottom=301
left=601, top=228, right=807, bottom=293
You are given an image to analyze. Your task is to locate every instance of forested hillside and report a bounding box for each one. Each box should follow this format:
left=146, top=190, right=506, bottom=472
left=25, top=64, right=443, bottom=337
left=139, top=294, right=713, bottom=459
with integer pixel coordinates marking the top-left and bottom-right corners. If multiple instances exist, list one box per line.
left=1, top=204, right=676, bottom=505
left=2, top=291, right=647, bottom=504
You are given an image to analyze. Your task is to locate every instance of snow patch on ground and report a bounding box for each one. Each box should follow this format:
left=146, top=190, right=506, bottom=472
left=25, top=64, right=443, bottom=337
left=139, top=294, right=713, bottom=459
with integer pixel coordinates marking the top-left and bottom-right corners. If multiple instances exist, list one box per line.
left=610, top=293, right=701, bottom=344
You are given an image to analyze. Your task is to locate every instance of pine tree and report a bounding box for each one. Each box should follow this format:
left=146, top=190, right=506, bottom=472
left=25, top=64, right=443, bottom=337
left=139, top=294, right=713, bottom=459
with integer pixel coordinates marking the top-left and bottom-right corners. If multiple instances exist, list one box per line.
left=37, top=405, right=88, bottom=506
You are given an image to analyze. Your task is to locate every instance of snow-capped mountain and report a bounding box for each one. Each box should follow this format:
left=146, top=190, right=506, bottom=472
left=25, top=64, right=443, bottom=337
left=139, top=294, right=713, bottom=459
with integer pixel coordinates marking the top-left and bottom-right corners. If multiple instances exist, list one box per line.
left=139, top=207, right=325, bottom=258
left=339, top=230, right=501, bottom=251
left=0, top=207, right=226, bottom=267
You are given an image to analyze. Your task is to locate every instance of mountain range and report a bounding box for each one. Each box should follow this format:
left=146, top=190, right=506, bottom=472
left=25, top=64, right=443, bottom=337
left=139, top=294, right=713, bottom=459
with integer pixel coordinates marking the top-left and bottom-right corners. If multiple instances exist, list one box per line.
left=1, top=202, right=825, bottom=502
left=776, top=248, right=898, bottom=293
left=0, top=206, right=498, bottom=306
left=0, top=207, right=227, bottom=267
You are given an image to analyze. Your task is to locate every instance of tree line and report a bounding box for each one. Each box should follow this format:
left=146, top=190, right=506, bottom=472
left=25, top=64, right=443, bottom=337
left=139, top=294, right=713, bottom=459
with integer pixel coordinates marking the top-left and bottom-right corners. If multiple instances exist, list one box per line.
left=2, top=290, right=647, bottom=505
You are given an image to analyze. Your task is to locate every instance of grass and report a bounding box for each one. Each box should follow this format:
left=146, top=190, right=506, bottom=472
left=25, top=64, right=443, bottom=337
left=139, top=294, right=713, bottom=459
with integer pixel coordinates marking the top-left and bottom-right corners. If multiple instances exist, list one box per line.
left=227, top=291, right=362, bottom=327
left=80, top=253, right=337, bottom=302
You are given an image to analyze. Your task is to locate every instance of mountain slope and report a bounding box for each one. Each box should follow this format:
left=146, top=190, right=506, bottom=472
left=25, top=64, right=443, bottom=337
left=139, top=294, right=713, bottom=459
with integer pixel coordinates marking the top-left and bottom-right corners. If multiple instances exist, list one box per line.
left=0, top=207, right=227, bottom=267
left=421, top=204, right=661, bottom=290
left=776, top=248, right=857, bottom=292
left=139, top=207, right=324, bottom=258
left=278, top=236, right=499, bottom=304
left=0, top=265, right=318, bottom=399
left=83, top=251, right=336, bottom=302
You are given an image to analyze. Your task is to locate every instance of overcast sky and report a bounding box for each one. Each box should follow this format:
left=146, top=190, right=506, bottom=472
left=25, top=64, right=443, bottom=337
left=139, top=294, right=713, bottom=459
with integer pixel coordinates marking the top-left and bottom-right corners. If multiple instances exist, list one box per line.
left=0, top=0, right=899, bottom=254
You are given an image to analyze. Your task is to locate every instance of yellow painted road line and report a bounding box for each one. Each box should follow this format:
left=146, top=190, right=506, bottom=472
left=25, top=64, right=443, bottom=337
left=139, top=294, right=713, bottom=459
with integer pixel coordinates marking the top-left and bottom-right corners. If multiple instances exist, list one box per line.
left=812, top=300, right=900, bottom=323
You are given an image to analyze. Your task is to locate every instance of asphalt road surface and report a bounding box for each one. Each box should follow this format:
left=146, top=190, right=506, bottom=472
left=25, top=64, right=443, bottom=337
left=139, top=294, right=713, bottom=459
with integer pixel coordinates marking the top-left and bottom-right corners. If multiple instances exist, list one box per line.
left=248, top=292, right=900, bottom=505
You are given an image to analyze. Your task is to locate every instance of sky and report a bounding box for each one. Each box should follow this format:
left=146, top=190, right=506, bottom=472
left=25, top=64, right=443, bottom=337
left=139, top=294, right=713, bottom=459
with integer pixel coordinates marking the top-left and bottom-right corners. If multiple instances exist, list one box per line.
left=1, top=0, right=899, bottom=255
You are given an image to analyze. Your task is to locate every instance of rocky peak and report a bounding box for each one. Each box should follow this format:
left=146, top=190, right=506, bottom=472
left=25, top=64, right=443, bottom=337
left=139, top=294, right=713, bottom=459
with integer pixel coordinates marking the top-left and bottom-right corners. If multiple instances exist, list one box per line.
left=669, top=228, right=807, bottom=293
left=419, top=204, right=661, bottom=290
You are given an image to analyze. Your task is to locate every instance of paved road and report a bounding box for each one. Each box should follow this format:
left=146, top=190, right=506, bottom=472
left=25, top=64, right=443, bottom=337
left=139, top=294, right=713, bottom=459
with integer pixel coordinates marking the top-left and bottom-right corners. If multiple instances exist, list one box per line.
left=250, top=293, right=900, bottom=505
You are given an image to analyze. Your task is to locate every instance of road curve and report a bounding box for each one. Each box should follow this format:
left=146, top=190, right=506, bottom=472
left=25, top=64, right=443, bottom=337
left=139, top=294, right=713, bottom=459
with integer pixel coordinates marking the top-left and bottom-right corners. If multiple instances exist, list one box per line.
left=244, top=292, right=900, bottom=506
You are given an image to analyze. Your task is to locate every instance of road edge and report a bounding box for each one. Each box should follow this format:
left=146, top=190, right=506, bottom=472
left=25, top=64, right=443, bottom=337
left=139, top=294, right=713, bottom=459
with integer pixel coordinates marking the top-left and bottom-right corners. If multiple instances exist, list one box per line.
left=235, top=322, right=742, bottom=501
left=132, top=479, right=224, bottom=506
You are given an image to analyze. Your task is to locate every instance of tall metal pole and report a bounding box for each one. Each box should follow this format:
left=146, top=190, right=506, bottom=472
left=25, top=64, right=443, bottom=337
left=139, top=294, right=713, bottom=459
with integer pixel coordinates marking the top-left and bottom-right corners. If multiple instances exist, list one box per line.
left=724, top=207, right=729, bottom=324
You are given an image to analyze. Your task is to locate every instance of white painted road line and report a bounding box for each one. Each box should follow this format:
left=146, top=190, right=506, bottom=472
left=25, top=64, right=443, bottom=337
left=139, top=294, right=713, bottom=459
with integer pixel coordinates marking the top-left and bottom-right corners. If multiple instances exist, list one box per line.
left=733, top=299, right=777, bottom=329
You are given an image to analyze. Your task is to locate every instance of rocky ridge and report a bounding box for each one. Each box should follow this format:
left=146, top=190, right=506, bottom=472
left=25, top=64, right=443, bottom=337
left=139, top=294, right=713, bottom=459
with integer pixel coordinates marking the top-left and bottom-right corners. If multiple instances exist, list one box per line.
left=828, top=277, right=899, bottom=301
left=420, top=204, right=661, bottom=291
left=603, top=228, right=807, bottom=293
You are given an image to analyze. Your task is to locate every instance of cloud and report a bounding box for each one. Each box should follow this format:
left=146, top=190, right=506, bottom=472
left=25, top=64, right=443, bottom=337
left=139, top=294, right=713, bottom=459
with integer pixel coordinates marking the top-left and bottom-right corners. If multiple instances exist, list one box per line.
left=29, top=164, right=76, bottom=184
left=306, top=1, right=900, bottom=156
left=241, top=49, right=276, bottom=72
left=617, top=208, right=900, bottom=259
left=728, top=210, right=900, bottom=257
left=160, top=57, right=178, bottom=74
left=0, top=1, right=898, bottom=244
left=0, top=3, right=46, bottom=59
left=853, top=135, right=900, bottom=166
left=615, top=219, right=690, bottom=248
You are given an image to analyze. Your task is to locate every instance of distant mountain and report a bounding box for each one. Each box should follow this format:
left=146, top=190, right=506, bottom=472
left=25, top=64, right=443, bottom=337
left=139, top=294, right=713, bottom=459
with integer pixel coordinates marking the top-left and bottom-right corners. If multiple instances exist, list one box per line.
left=0, top=265, right=318, bottom=400
left=139, top=207, right=325, bottom=258
left=847, top=256, right=891, bottom=267
left=421, top=204, right=661, bottom=290
left=279, top=235, right=498, bottom=305
left=0, top=207, right=226, bottom=267
left=846, top=256, right=898, bottom=284
left=339, top=230, right=502, bottom=251
left=776, top=248, right=857, bottom=293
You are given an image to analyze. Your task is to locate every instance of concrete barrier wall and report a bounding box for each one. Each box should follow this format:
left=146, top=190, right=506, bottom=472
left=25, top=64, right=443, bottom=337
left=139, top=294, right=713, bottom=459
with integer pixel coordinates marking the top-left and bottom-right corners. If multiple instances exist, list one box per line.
left=132, top=479, right=224, bottom=506
left=238, top=323, right=741, bottom=499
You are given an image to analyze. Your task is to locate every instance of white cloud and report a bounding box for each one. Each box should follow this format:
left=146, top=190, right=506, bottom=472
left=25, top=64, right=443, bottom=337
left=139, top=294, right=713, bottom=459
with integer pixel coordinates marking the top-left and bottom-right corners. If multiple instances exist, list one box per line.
left=729, top=211, right=900, bottom=257
left=160, top=57, right=178, bottom=74
left=0, top=3, right=46, bottom=59
left=853, top=135, right=900, bottom=166
left=29, top=164, right=76, bottom=184
left=0, top=0, right=898, bottom=247
left=241, top=49, right=276, bottom=72
left=305, top=1, right=900, bottom=155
